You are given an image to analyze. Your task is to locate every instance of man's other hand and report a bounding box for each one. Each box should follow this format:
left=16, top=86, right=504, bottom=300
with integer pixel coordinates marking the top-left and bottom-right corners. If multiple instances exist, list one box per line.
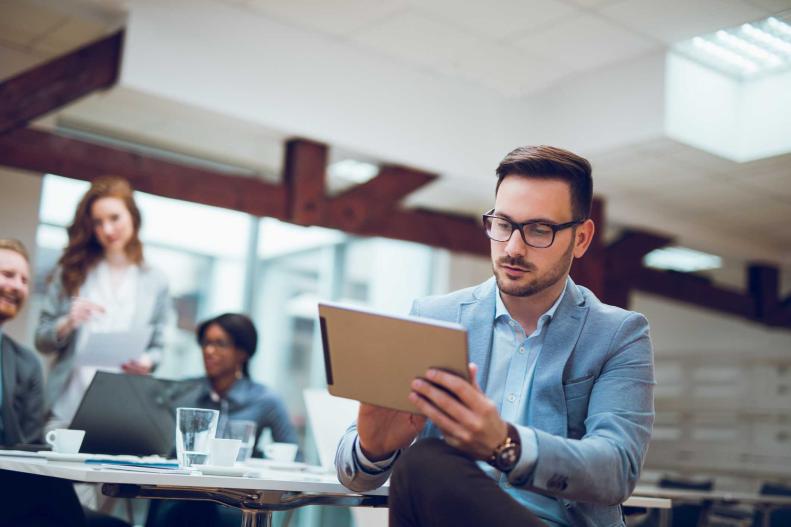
left=357, top=404, right=426, bottom=462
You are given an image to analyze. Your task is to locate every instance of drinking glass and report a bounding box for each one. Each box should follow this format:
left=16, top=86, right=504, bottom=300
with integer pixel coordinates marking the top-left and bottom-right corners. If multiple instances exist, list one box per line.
left=221, top=419, right=257, bottom=462
left=176, top=407, right=219, bottom=467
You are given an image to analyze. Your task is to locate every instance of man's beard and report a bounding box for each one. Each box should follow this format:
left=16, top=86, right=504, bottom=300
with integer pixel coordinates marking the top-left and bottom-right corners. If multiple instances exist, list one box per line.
left=0, top=290, right=23, bottom=323
left=493, top=237, right=574, bottom=298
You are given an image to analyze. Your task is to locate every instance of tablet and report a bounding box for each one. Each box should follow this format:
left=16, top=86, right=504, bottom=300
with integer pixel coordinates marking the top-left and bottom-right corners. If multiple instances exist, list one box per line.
left=318, top=302, right=469, bottom=414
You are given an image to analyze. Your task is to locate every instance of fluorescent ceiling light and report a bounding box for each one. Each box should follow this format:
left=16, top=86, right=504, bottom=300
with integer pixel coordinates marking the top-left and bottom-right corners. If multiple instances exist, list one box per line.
left=643, top=247, right=722, bottom=273
left=675, top=16, right=791, bottom=79
left=328, top=159, right=379, bottom=184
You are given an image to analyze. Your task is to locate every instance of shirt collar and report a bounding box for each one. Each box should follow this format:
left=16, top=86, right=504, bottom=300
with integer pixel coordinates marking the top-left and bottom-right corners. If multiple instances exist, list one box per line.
left=495, top=277, right=568, bottom=331
left=201, top=377, right=251, bottom=406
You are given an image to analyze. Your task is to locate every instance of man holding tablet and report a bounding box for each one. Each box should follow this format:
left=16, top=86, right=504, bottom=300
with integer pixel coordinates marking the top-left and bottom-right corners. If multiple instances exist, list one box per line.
left=335, top=145, right=655, bottom=527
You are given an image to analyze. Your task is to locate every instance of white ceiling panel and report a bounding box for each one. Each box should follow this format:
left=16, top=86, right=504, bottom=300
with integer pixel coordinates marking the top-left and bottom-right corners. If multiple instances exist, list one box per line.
left=731, top=170, right=791, bottom=200
left=0, top=0, right=67, bottom=47
left=566, top=0, right=623, bottom=7
left=33, top=16, right=110, bottom=54
left=443, top=41, right=574, bottom=97
left=243, top=0, right=409, bottom=37
left=511, top=13, right=656, bottom=73
left=744, top=0, right=791, bottom=13
left=0, top=43, right=46, bottom=80
left=350, top=9, right=482, bottom=69
left=413, top=0, right=574, bottom=40
left=599, top=0, right=770, bottom=44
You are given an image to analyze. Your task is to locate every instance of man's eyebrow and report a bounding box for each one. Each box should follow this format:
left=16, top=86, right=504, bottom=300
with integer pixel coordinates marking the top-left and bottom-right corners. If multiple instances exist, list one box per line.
left=493, top=211, right=559, bottom=224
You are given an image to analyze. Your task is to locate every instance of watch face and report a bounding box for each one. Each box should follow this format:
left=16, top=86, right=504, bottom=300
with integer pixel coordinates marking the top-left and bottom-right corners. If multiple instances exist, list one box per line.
left=497, top=444, right=519, bottom=471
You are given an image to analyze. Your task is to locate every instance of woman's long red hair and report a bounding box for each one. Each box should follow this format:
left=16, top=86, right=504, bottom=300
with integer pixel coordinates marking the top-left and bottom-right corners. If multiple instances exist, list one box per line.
left=58, top=176, right=144, bottom=296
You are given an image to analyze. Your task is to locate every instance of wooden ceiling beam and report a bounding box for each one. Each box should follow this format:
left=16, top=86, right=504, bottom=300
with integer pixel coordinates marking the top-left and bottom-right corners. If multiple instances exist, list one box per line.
left=631, top=267, right=754, bottom=319
left=570, top=197, right=606, bottom=298
left=283, top=138, right=328, bottom=225
left=0, top=127, right=288, bottom=219
left=329, top=165, right=436, bottom=230
left=0, top=31, right=124, bottom=135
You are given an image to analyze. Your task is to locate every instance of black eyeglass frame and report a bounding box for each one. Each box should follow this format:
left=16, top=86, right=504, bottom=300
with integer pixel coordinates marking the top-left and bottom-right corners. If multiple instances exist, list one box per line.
left=481, top=209, right=584, bottom=248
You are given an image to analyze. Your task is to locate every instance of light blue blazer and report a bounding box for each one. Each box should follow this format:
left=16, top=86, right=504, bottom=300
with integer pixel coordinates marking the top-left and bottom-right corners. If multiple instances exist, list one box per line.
left=336, top=277, right=655, bottom=527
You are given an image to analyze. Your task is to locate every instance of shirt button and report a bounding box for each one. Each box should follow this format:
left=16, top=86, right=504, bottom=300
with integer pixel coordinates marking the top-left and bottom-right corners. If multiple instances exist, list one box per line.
left=507, top=393, right=516, bottom=403
left=519, top=346, right=525, bottom=354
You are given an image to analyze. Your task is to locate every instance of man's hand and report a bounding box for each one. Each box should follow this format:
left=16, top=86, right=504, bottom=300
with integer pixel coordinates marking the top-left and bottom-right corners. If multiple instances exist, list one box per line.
left=357, top=404, right=426, bottom=462
left=409, top=363, right=507, bottom=460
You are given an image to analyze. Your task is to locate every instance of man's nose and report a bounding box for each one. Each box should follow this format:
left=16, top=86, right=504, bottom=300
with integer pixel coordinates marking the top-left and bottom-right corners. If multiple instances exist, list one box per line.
left=504, top=229, right=528, bottom=257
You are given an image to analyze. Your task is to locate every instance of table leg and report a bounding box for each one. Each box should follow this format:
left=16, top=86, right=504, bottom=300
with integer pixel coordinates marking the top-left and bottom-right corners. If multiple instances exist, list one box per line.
left=658, top=507, right=671, bottom=527
left=241, top=509, right=273, bottom=527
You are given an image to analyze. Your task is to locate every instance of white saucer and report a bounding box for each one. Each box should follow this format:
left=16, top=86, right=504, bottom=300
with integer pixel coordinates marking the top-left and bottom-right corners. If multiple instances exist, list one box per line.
left=37, top=451, right=95, bottom=462
left=193, top=464, right=252, bottom=477
left=247, top=459, right=307, bottom=472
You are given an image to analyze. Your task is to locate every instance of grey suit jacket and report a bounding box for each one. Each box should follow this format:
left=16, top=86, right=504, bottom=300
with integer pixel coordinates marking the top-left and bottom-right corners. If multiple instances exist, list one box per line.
left=336, top=277, right=655, bottom=527
left=1, top=332, right=45, bottom=446
left=35, top=264, right=172, bottom=411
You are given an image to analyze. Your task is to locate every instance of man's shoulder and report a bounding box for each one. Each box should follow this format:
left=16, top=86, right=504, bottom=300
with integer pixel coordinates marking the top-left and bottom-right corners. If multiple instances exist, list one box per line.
left=576, top=283, right=649, bottom=331
left=2, top=334, right=42, bottom=373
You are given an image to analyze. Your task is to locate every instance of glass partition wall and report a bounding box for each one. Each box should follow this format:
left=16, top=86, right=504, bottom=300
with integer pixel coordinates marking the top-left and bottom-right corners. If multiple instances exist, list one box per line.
left=31, top=174, right=440, bottom=526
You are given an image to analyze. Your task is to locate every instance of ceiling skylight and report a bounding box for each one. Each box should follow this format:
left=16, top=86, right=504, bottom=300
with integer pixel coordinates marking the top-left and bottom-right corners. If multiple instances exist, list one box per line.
left=675, top=16, right=791, bottom=79
left=644, top=247, right=722, bottom=273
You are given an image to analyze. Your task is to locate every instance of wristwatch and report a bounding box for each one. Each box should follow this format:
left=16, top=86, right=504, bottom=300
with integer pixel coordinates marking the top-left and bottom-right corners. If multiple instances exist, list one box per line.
left=487, top=422, right=521, bottom=473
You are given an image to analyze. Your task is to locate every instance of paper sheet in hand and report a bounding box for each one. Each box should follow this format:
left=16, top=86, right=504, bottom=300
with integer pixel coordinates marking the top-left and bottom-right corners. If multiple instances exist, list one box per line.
left=318, top=302, right=469, bottom=414
left=74, top=328, right=153, bottom=368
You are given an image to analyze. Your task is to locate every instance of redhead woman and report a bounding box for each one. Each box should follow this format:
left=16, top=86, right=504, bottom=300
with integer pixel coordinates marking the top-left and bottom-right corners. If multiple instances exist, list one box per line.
left=35, top=176, right=172, bottom=429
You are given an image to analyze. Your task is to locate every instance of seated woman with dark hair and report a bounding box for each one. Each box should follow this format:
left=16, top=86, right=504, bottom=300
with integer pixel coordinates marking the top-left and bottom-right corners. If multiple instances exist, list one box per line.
left=184, top=313, right=298, bottom=448
left=147, top=313, right=298, bottom=527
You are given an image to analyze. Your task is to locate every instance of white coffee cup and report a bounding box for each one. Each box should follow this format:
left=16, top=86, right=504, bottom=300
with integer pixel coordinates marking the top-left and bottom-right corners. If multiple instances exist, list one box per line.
left=46, top=429, right=85, bottom=454
left=207, top=438, right=242, bottom=467
left=263, top=442, right=298, bottom=463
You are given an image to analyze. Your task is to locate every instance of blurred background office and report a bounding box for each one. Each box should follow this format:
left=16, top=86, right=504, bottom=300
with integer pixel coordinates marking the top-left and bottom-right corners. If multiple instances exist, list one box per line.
left=1, top=0, right=790, bottom=526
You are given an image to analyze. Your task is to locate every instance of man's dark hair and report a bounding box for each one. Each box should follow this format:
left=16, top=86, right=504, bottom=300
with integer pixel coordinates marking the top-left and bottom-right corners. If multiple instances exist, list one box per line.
left=495, top=145, right=593, bottom=220
left=197, top=313, right=258, bottom=377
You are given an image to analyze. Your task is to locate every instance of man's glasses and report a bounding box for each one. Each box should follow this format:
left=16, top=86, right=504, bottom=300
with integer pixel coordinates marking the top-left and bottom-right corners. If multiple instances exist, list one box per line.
left=482, top=209, right=583, bottom=249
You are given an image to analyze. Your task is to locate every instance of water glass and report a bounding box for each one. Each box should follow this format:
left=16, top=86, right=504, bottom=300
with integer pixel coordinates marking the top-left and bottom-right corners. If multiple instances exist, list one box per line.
left=176, top=407, right=219, bottom=467
left=221, top=419, right=257, bottom=462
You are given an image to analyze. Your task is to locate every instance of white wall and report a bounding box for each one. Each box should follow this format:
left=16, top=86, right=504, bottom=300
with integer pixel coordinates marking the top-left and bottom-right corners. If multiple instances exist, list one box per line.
left=633, top=291, right=791, bottom=487
left=0, top=167, right=43, bottom=345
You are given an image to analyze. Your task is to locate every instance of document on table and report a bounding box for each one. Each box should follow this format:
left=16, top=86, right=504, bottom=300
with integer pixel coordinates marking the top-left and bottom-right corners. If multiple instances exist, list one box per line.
left=73, top=328, right=153, bottom=368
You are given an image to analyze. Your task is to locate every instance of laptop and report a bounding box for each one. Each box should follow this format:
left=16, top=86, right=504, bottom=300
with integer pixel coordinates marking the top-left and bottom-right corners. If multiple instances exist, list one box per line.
left=318, top=301, right=469, bottom=414
left=69, top=371, right=189, bottom=456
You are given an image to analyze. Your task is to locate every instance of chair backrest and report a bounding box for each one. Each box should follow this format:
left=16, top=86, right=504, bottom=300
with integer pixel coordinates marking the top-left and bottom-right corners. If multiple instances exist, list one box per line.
left=659, top=476, right=714, bottom=491
left=659, top=476, right=714, bottom=527
left=303, top=388, right=359, bottom=470
left=758, top=482, right=791, bottom=527
left=760, top=482, right=791, bottom=497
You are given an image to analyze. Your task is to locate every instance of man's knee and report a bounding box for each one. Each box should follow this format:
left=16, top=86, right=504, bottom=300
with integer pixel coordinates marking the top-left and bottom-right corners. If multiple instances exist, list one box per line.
left=393, top=438, right=471, bottom=488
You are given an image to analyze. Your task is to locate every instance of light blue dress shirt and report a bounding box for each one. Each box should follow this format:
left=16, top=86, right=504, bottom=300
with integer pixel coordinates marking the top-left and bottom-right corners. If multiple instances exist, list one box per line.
left=486, top=285, right=568, bottom=527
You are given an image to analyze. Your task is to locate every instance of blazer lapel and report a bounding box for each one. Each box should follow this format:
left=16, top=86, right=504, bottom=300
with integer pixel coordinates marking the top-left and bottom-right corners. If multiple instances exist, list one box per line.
left=1, top=336, right=20, bottom=444
left=458, top=278, right=497, bottom=393
left=528, top=279, right=589, bottom=437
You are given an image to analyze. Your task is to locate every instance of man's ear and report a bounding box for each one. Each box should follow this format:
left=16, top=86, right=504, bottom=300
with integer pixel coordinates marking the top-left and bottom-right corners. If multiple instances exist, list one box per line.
left=573, top=219, right=595, bottom=259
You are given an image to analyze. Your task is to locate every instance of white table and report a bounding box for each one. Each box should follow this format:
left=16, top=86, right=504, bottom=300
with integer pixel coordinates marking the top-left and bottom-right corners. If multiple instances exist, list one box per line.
left=0, top=454, right=386, bottom=526
left=0, top=453, right=670, bottom=526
